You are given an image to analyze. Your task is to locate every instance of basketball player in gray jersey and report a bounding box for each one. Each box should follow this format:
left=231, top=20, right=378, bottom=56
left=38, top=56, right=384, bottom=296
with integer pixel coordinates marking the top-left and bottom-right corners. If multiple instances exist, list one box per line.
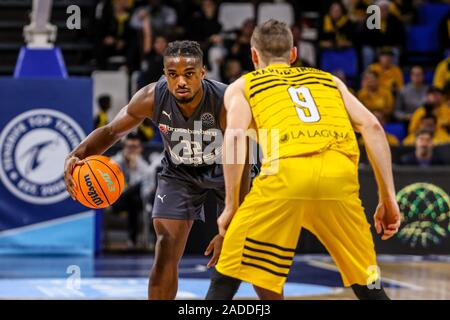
left=64, top=41, right=249, bottom=299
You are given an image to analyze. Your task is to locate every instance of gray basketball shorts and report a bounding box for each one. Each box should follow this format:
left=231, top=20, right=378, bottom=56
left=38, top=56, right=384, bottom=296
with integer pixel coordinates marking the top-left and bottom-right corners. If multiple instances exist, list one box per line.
left=152, top=161, right=225, bottom=222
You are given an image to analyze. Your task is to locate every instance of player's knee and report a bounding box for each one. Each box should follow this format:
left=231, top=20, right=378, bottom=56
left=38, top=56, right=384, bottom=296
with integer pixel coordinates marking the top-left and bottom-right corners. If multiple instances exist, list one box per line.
left=155, top=233, right=177, bottom=252
left=153, top=236, right=179, bottom=265
left=351, top=284, right=390, bottom=300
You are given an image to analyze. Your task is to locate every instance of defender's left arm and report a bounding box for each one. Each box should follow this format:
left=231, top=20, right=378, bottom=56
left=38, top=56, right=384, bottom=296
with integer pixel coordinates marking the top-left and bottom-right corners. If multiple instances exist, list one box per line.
left=204, top=80, right=252, bottom=267
left=218, top=78, right=253, bottom=236
left=219, top=102, right=252, bottom=205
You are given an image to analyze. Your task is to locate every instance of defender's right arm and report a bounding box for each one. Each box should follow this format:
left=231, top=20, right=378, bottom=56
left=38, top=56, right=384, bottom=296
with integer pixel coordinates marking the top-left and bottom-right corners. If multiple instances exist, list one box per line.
left=64, top=83, right=156, bottom=199
left=333, top=76, right=401, bottom=240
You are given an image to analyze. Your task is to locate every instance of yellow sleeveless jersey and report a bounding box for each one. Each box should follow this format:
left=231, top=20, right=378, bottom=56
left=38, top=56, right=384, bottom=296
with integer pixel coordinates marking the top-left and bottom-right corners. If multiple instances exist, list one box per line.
left=243, top=64, right=359, bottom=165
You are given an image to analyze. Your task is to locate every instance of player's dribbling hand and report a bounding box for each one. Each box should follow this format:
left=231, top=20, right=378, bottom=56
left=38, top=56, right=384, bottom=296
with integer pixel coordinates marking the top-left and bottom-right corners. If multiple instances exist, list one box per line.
left=64, top=156, right=84, bottom=200
left=204, top=234, right=224, bottom=268
left=374, top=196, right=402, bottom=240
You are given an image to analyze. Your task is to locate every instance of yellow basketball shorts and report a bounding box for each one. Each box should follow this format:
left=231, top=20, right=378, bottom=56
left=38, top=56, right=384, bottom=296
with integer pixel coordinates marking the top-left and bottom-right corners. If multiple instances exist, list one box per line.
left=216, top=150, right=379, bottom=294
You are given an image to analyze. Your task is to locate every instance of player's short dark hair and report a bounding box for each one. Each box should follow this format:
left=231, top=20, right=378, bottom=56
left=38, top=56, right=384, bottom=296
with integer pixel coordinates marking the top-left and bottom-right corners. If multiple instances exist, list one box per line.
left=97, top=94, right=111, bottom=110
left=427, top=85, right=444, bottom=95
left=364, top=69, right=379, bottom=78
left=416, top=128, right=434, bottom=138
left=378, top=46, right=394, bottom=57
left=251, top=19, right=293, bottom=60
left=125, top=132, right=142, bottom=142
left=163, top=40, right=203, bottom=64
left=421, top=113, right=437, bottom=124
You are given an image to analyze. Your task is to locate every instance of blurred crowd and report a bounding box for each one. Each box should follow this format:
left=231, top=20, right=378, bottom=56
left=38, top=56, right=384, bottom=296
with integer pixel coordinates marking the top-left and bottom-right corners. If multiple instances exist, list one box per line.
left=92, top=0, right=450, bottom=163
left=90, top=0, right=450, bottom=250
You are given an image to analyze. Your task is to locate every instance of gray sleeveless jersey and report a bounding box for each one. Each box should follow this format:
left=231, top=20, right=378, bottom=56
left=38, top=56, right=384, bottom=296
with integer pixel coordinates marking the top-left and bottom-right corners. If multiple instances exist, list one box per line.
left=152, top=77, right=227, bottom=167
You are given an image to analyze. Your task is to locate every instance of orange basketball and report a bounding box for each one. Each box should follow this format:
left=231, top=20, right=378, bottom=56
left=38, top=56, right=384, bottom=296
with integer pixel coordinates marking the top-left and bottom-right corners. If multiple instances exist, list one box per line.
left=72, top=155, right=124, bottom=209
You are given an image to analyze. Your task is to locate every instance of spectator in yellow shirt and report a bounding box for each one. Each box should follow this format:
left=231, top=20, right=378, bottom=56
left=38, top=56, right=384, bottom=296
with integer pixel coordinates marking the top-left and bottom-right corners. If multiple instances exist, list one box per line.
left=432, top=56, right=450, bottom=90
left=357, top=70, right=394, bottom=116
left=94, top=94, right=111, bottom=129
left=368, top=48, right=404, bottom=95
left=137, top=118, right=155, bottom=142
left=319, top=2, right=354, bottom=49
left=408, top=86, right=450, bottom=135
left=403, top=114, right=450, bottom=146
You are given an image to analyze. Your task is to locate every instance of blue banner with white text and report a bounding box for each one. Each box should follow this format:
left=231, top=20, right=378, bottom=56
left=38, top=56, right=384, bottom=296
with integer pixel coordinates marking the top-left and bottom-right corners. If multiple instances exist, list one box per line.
left=0, top=77, right=94, bottom=255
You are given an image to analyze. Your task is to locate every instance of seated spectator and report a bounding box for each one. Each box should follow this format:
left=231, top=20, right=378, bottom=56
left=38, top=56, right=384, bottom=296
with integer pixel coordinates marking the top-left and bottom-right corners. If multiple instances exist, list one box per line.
left=186, top=0, right=222, bottom=53
left=403, top=114, right=450, bottom=146
left=408, top=86, right=450, bottom=136
left=319, top=1, right=354, bottom=49
left=111, top=133, right=155, bottom=248
left=130, top=0, right=177, bottom=37
left=222, top=59, right=242, bottom=84
left=358, top=111, right=399, bottom=146
left=137, top=35, right=167, bottom=89
left=358, top=0, right=405, bottom=69
left=389, top=0, right=415, bottom=25
left=137, top=118, right=156, bottom=142
left=347, top=0, right=372, bottom=23
left=433, top=55, right=450, bottom=90
left=394, top=66, right=428, bottom=122
left=94, top=94, right=111, bottom=129
left=187, top=0, right=225, bottom=81
left=400, top=129, right=446, bottom=166
left=368, top=48, right=404, bottom=95
left=188, top=0, right=221, bottom=40
left=357, top=70, right=394, bottom=117
left=228, top=19, right=256, bottom=73
left=95, top=0, right=134, bottom=70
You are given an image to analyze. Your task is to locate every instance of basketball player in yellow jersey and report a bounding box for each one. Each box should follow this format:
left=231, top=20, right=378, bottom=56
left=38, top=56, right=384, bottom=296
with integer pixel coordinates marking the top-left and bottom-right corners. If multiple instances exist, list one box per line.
left=205, top=20, right=401, bottom=300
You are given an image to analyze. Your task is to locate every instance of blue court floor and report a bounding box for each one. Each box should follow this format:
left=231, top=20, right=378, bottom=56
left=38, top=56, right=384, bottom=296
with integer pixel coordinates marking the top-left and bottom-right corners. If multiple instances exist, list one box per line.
left=0, top=254, right=447, bottom=299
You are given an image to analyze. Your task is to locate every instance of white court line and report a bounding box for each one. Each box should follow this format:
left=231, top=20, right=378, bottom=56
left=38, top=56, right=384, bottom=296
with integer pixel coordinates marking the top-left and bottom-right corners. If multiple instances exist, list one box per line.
left=306, top=259, right=425, bottom=291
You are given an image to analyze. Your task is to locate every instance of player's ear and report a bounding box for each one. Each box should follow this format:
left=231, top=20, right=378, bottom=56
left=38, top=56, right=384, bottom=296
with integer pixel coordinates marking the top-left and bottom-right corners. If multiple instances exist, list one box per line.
left=201, top=65, right=207, bottom=79
left=289, top=47, right=297, bottom=65
left=251, top=47, right=259, bottom=68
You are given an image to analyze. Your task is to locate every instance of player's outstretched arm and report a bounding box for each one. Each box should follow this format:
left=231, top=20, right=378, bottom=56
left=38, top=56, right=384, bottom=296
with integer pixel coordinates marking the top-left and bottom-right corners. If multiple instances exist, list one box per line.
left=333, top=76, right=401, bottom=240
left=64, top=83, right=156, bottom=200
left=218, top=77, right=252, bottom=237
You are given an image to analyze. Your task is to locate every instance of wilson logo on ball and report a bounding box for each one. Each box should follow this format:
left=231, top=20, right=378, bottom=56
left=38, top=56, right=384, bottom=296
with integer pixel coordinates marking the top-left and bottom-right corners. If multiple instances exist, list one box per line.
left=72, top=155, right=124, bottom=209
left=83, top=174, right=103, bottom=206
